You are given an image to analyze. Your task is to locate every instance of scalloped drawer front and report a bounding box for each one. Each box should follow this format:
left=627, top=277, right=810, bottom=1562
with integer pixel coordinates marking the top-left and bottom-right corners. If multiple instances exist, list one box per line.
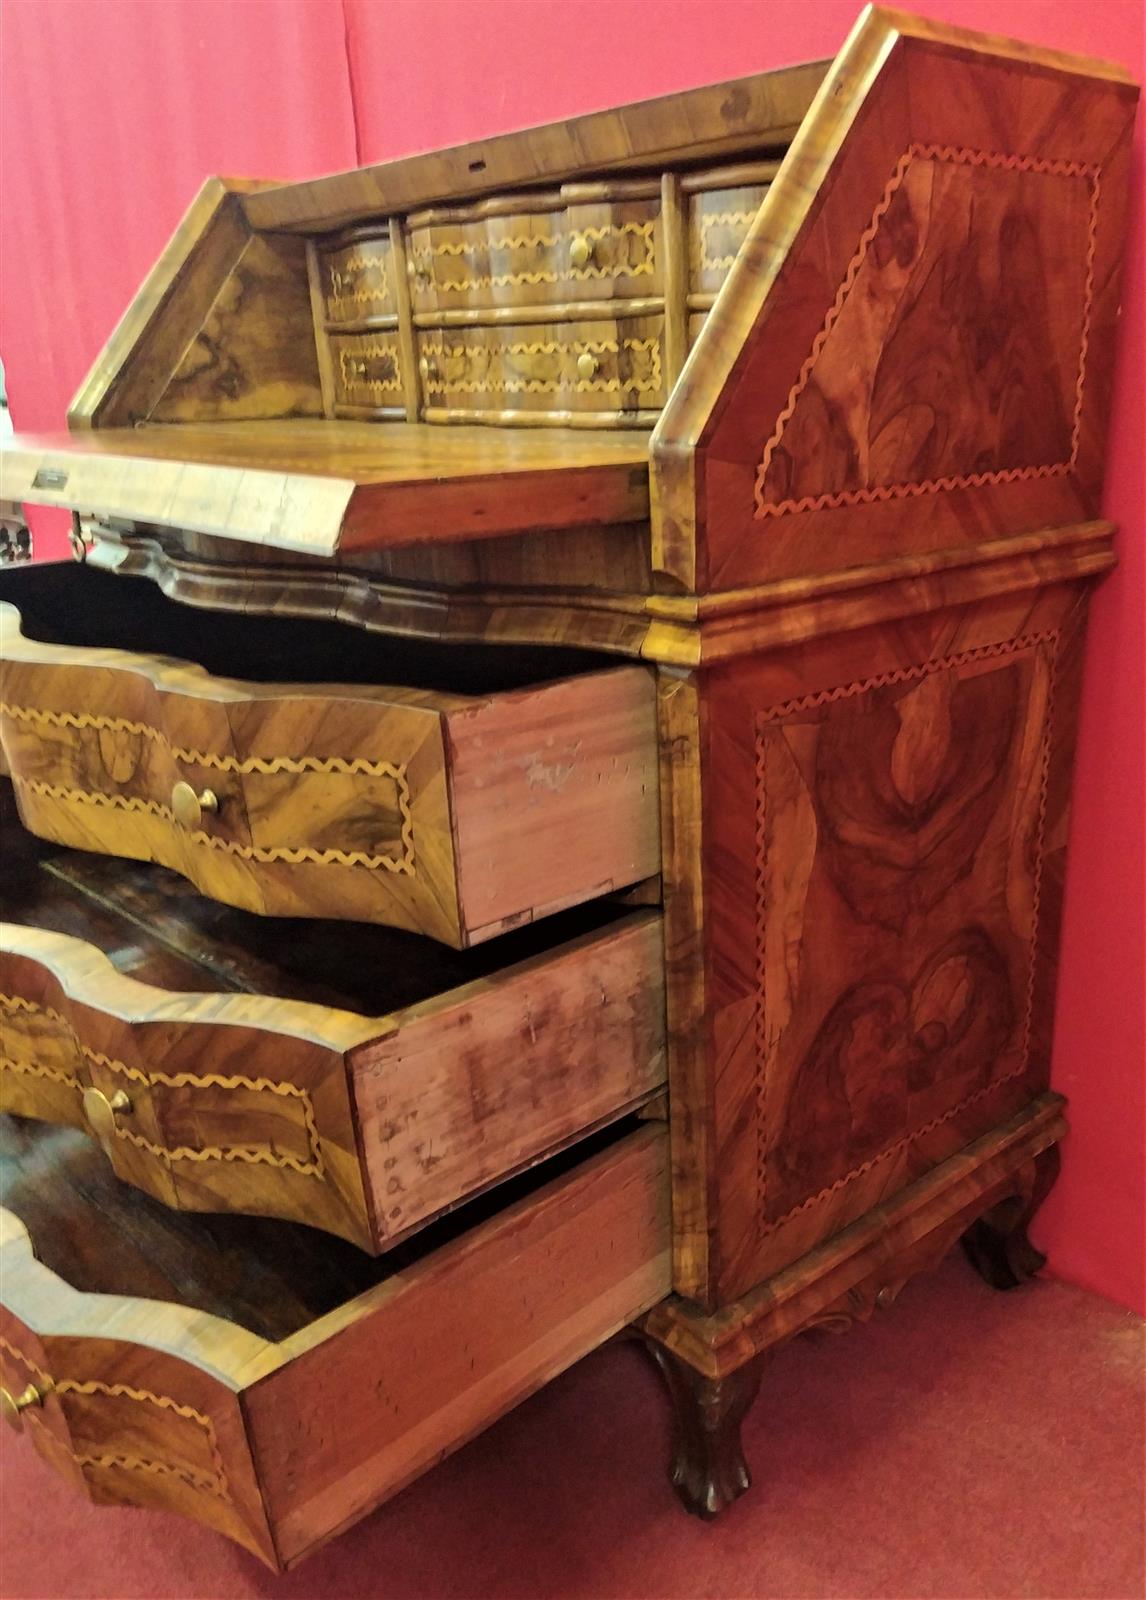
left=418, top=316, right=666, bottom=419
left=0, top=891, right=666, bottom=1253
left=0, top=934, right=374, bottom=1246
left=0, top=1121, right=671, bottom=1568
left=0, top=590, right=660, bottom=948
left=405, top=194, right=661, bottom=313
left=318, top=230, right=397, bottom=325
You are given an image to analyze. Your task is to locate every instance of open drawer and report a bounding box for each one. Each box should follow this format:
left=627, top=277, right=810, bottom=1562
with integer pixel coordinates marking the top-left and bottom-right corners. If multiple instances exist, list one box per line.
left=0, top=1114, right=670, bottom=1567
left=0, top=813, right=665, bottom=1251
left=0, top=562, right=659, bottom=947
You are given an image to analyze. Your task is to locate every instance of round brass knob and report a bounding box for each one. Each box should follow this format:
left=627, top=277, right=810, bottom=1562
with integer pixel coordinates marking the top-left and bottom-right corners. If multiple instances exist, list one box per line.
left=576, top=351, right=599, bottom=381
left=171, top=781, right=218, bottom=830
left=82, top=1086, right=132, bottom=1143
left=420, top=355, right=441, bottom=384
left=1, top=1383, right=43, bottom=1433
left=569, top=234, right=594, bottom=269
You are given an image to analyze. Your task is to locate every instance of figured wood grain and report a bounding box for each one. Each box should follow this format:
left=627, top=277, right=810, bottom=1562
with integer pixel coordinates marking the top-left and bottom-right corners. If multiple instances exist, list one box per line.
left=67, top=179, right=258, bottom=429
left=650, top=7, right=1139, bottom=591
left=1, top=572, right=659, bottom=945
left=1, top=803, right=665, bottom=1250
left=242, top=66, right=827, bottom=234
left=0, top=923, right=379, bottom=1247
left=1, top=1121, right=671, bottom=1568
left=416, top=315, right=666, bottom=421
left=0, top=1227, right=277, bottom=1564
left=689, top=583, right=1089, bottom=1304
left=151, top=232, right=324, bottom=423
left=0, top=421, right=652, bottom=554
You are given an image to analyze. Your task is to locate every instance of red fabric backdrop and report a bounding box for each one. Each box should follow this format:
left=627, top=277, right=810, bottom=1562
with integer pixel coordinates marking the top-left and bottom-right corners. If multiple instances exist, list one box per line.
left=1, top=0, right=1142, bottom=1312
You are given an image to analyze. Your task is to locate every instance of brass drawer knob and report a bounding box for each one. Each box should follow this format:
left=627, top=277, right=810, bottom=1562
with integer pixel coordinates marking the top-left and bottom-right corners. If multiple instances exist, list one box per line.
left=1, top=1383, right=43, bottom=1433
left=420, top=355, right=441, bottom=384
left=576, top=351, right=599, bottom=381
left=569, top=234, right=594, bottom=269
left=82, top=1086, right=132, bottom=1143
left=171, top=781, right=218, bottom=830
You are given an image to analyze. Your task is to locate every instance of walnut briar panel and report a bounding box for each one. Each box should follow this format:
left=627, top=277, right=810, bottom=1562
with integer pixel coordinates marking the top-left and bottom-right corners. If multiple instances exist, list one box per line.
left=753, top=149, right=1096, bottom=518
left=682, top=582, right=1088, bottom=1303
left=753, top=635, right=1054, bottom=1226
left=0, top=1303, right=276, bottom=1565
left=653, top=13, right=1139, bottom=590
left=0, top=928, right=378, bottom=1246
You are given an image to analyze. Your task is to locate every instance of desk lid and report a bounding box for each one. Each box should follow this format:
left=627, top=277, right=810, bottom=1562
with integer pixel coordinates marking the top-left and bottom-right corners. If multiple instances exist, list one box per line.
left=0, top=422, right=651, bottom=556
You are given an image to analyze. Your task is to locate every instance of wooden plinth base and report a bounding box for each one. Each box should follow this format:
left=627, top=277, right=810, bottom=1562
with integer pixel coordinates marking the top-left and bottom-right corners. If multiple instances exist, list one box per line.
left=637, top=1093, right=1065, bottom=1519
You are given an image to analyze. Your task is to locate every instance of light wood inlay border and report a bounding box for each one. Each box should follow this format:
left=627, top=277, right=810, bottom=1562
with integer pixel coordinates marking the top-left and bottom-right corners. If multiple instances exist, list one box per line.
left=753, top=146, right=1101, bottom=518
left=751, top=629, right=1059, bottom=1232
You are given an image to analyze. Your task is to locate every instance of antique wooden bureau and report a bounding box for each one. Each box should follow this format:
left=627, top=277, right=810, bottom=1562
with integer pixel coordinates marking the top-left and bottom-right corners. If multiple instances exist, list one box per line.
left=0, top=7, right=1138, bottom=1572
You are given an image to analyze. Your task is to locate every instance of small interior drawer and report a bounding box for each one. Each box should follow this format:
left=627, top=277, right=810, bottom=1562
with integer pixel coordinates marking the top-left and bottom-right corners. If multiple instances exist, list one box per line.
left=404, top=189, right=661, bottom=313
left=0, top=815, right=666, bottom=1250
left=418, top=315, right=665, bottom=422
left=0, top=1114, right=670, bottom=1568
left=317, top=228, right=398, bottom=326
left=329, top=328, right=405, bottom=412
left=0, top=563, right=660, bottom=947
left=687, top=183, right=769, bottom=296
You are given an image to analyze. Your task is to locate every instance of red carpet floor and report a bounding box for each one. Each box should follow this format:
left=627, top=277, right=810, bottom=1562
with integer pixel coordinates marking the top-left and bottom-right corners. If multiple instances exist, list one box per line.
left=1, top=1255, right=1142, bottom=1600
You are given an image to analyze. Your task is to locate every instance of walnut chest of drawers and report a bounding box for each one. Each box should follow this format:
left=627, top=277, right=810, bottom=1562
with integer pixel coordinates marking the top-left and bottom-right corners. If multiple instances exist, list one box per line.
left=0, top=6, right=1138, bottom=1572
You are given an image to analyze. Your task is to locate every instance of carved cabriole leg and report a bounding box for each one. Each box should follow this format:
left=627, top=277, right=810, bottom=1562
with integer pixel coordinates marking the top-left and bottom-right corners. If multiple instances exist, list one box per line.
left=640, top=1339, right=766, bottom=1520
left=962, top=1143, right=1062, bottom=1290
left=634, top=1104, right=1066, bottom=1518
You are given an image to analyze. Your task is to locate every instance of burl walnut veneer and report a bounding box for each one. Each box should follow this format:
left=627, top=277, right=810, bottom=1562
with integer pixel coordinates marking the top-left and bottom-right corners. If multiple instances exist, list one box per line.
left=0, top=5, right=1138, bottom=1566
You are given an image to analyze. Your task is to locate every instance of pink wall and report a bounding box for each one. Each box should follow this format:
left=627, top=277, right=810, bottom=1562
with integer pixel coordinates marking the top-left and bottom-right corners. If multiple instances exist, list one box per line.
left=2, top=1, right=1142, bottom=1311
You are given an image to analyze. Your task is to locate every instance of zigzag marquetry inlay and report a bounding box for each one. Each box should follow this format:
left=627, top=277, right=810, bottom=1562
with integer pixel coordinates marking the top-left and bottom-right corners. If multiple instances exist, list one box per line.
left=10, top=776, right=416, bottom=874
left=408, top=220, right=655, bottom=291
left=422, top=336, right=662, bottom=398
left=337, top=336, right=403, bottom=401
left=0, top=703, right=411, bottom=780
left=0, top=1334, right=230, bottom=1500
left=753, top=145, right=1101, bottom=518
left=698, top=208, right=762, bottom=272
left=324, top=245, right=394, bottom=320
left=0, top=992, right=326, bottom=1177
left=2, top=704, right=417, bottom=877
left=752, top=631, right=1060, bottom=1233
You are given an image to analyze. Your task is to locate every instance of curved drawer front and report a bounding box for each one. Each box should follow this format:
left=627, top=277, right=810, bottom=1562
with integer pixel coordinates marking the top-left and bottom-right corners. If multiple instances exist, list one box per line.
left=0, top=928, right=375, bottom=1246
left=317, top=229, right=397, bottom=326
left=0, top=1124, right=671, bottom=1569
left=419, top=315, right=666, bottom=422
left=329, top=328, right=405, bottom=411
left=0, top=603, right=659, bottom=946
left=0, top=1210, right=276, bottom=1563
left=0, top=900, right=666, bottom=1251
left=406, top=191, right=661, bottom=313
